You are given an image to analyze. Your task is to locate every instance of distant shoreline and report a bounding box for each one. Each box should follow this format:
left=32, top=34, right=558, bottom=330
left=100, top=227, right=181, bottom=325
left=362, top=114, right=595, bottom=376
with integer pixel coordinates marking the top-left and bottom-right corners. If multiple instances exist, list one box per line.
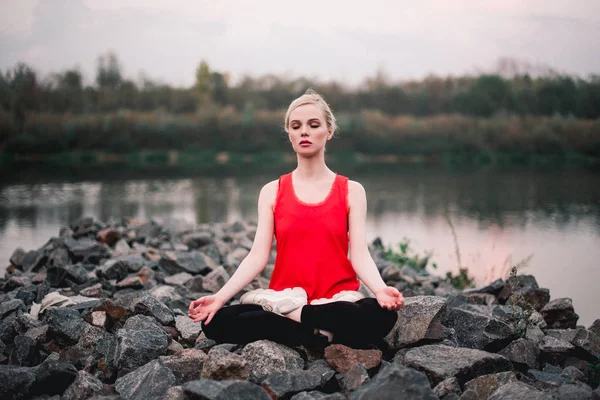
left=1, top=150, right=598, bottom=168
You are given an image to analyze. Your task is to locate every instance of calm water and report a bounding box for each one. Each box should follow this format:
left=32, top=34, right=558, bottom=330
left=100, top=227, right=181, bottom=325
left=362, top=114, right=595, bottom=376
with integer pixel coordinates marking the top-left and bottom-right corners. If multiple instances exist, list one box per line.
left=1, top=164, right=599, bottom=326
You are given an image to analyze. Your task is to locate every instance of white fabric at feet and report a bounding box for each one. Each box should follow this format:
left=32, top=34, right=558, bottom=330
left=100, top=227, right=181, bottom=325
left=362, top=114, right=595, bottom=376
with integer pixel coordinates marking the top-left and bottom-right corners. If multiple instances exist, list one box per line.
left=309, top=290, right=365, bottom=305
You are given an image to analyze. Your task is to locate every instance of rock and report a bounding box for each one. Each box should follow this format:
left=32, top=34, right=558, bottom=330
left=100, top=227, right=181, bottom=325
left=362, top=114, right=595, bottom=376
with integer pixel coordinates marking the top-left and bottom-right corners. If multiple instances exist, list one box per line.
left=62, top=370, right=105, bottom=400
left=97, top=228, right=120, bottom=246
left=115, top=359, right=176, bottom=400
left=242, top=340, right=305, bottom=383
left=149, top=285, right=183, bottom=304
left=174, top=315, right=202, bottom=346
left=445, top=307, right=515, bottom=351
left=182, top=231, right=213, bottom=249
left=113, top=238, right=132, bottom=256
left=498, top=338, right=540, bottom=369
left=164, top=385, right=185, bottom=400
left=202, top=266, right=230, bottom=293
left=526, top=325, right=546, bottom=344
left=160, top=349, right=208, bottom=384
left=324, top=344, right=381, bottom=374
left=0, top=365, right=37, bottom=399
left=0, top=298, right=27, bottom=320
left=307, top=359, right=336, bottom=390
left=336, top=364, right=370, bottom=393
left=560, top=366, right=586, bottom=383
left=463, top=371, right=518, bottom=399
left=541, top=298, right=579, bottom=329
left=31, top=360, right=78, bottom=397
left=21, top=249, right=47, bottom=272
left=539, top=336, right=576, bottom=365
left=185, top=276, right=205, bottom=292
left=527, top=369, right=568, bottom=390
left=164, top=272, right=193, bottom=286
left=290, top=392, right=346, bottom=400
left=589, top=319, right=600, bottom=337
left=468, top=279, right=505, bottom=296
left=183, top=379, right=271, bottom=400
left=488, top=381, right=548, bottom=400
left=14, top=335, right=38, bottom=366
left=404, top=344, right=513, bottom=387
left=134, top=295, right=174, bottom=325
left=201, top=347, right=250, bottom=380
left=46, top=308, right=84, bottom=345
left=80, top=283, right=104, bottom=298
left=262, top=370, right=323, bottom=399
left=349, top=362, right=437, bottom=400
left=571, top=328, right=600, bottom=358
left=114, top=320, right=171, bottom=371
left=159, top=251, right=217, bottom=275
left=90, top=311, right=107, bottom=328
left=432, top=376, right=461, bottom=398
left=116, top=275, right=145, bottom=289
left=64, top=237, right=109, bottom=265
left=556, top=381, right=593, bottom=400
left=10, top=247, right=27, bottom=268
left=24, top=325, right=49, bottom=343
left=96, top=260, right=128, bottom=281
left=384, top=296, right=447, bottom=350
left=167, top=340, right=185, bottom=355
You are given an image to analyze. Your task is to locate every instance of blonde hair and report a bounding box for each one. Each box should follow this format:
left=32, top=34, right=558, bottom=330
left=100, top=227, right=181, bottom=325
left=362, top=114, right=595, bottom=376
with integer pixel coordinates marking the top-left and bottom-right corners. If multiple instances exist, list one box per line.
left=284, top=89, right=337, bottom=136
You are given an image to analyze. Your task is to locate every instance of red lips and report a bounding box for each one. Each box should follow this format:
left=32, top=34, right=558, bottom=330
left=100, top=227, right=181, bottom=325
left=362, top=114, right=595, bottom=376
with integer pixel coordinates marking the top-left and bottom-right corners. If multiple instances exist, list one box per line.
left=299, top=140, right=312, bottom=144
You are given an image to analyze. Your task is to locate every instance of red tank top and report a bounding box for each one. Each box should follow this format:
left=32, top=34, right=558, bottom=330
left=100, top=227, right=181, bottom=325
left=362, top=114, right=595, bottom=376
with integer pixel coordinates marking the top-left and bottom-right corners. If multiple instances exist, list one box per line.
left=269, top=172, right=360, bottom=301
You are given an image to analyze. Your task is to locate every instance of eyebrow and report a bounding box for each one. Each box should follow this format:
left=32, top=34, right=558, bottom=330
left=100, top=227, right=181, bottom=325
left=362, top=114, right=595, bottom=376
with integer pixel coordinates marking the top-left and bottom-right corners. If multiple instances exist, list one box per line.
left=290, top=118, right=321, bottom=124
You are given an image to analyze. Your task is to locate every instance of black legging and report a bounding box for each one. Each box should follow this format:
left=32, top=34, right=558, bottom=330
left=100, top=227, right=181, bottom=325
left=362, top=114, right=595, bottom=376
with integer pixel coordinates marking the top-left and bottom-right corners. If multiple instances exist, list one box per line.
left=201, top=298, right=398, bottom=349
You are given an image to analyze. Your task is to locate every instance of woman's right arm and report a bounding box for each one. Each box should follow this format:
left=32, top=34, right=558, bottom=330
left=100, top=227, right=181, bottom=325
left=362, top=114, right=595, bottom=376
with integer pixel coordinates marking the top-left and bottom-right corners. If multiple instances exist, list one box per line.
left=213, top=180, right=277, bottom=302
left=188, top=180, right=277, bottom=323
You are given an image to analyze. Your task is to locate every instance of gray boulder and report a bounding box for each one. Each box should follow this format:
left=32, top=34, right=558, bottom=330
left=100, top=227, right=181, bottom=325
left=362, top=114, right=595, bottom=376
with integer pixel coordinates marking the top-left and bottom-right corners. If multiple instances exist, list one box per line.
left=115, top=359, right=176, bottom=400
left=384, top=296, right=447, bottom=350
left=541, top=298, right=579, bottom=329
left=488, top=381, right=551, bottom=400
left=46, top=308, right=84, bottom=345
left=404, top=344, right=513, bottom=386
left=160, top=348, right=208, bottom=384
left=183, top=379, right=271, bottom=400
left=463, top=371, right=518, bottom=399
left=242, top=340, right=305, bottom=383
left=445, top=307, right=514, bottom=351
left=114, top=316, right=171, bottom=371
left=201, top=347, right=250, bottom=381
left=349, top=362, right=437, bottom=400
left=0, top=365, right=36, bottom=399
left=498, top=338, right=540, bottom=369
left=261, top=370, right=323, bottom=399
left=133, top=295, right=174, bottom=325
left=174, top=315, right=202, bottom=346
left=62, top=370, right=105, bottom=400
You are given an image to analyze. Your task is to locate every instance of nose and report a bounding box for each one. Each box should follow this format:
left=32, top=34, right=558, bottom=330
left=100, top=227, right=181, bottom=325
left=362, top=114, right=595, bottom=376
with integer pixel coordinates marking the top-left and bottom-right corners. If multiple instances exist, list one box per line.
left=300, top=124, right=309, bottom=136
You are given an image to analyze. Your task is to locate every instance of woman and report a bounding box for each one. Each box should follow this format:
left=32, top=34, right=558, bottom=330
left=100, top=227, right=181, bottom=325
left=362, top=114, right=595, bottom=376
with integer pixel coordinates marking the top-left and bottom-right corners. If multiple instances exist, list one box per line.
left=188, top=90, right=404, bottom=349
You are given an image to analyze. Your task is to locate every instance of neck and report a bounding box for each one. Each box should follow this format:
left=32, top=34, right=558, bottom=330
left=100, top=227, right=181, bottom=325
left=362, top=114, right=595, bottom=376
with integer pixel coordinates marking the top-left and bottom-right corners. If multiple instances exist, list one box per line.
left=294, top=151, right=333, bottom=180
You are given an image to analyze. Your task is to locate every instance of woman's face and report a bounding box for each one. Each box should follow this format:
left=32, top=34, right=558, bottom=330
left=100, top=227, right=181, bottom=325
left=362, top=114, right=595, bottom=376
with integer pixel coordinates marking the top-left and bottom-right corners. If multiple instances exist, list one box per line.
left=288, top=104, right=331, bottom=155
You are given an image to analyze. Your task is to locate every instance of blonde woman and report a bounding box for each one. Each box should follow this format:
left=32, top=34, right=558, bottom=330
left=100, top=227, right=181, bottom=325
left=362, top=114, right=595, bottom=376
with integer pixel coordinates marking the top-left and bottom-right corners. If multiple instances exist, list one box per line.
left=189, top=90, right=403, bottom=348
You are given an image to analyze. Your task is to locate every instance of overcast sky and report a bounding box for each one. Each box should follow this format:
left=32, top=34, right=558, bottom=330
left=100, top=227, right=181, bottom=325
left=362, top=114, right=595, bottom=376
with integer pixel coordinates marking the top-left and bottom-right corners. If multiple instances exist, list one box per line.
left=1, top=0, right=599, bottom=86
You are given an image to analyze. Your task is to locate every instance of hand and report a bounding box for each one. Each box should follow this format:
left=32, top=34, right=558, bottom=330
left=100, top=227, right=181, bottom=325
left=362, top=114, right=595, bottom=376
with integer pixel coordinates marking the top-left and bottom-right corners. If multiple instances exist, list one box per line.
left=188, top=294, right=225, bottom=324
left=375, top=286, right=404, bottom=311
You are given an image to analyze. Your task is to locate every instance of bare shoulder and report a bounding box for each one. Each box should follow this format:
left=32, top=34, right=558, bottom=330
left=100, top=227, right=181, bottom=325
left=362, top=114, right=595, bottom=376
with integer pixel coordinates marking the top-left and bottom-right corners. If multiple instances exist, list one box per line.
left=259, top=179, right=279, bottom=210
left=347, top=180, right=366, bottom=211
left=348, top=180, right=366, bottom=197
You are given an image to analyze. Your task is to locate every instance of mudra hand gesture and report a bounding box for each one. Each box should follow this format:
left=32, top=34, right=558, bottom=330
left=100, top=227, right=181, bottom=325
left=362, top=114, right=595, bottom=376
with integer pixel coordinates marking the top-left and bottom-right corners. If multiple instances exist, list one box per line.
left=375, top=286, right=404, bottom=311
left=188, top=294, right=225, bottom=324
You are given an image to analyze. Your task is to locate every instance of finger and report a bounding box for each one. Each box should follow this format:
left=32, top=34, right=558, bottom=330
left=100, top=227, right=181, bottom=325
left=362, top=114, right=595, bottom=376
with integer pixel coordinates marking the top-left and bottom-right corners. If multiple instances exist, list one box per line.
left=205, top=311, right=215, bottom=325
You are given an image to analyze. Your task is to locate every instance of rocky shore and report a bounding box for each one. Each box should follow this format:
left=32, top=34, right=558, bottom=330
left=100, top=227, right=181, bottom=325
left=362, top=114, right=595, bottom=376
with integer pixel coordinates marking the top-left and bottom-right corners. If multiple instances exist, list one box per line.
left=0, top=217, right=599, bottom=400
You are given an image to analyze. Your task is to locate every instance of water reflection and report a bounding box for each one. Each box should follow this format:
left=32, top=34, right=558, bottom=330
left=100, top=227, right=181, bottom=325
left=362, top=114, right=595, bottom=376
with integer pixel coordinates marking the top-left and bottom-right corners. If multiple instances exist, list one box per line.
left=0, top=165, right=599, bottom=325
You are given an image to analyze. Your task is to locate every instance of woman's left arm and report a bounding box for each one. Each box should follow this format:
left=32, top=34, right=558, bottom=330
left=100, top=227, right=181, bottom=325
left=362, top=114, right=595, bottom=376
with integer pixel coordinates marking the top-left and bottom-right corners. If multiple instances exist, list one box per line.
left=348, top=180, right=404, bottom=311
